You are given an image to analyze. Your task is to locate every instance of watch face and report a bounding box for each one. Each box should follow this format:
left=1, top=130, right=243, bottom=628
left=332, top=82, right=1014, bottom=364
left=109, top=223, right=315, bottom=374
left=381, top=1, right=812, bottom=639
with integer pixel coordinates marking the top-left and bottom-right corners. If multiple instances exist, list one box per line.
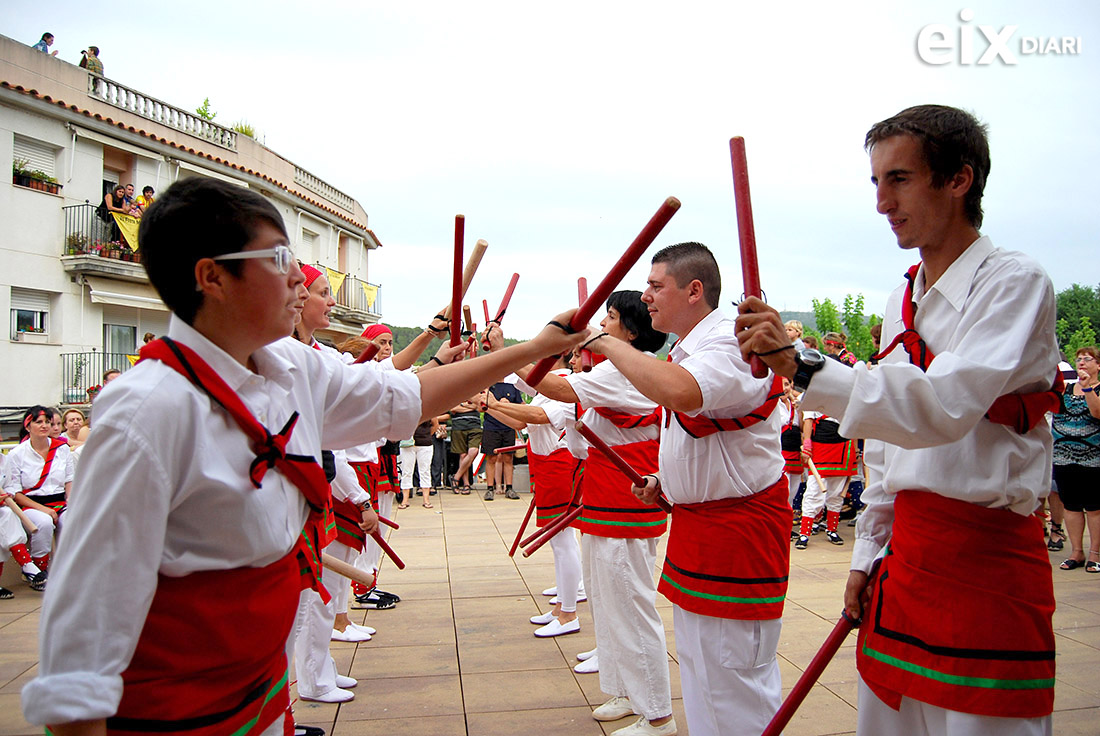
left=799, top=348, right=826, bottom=370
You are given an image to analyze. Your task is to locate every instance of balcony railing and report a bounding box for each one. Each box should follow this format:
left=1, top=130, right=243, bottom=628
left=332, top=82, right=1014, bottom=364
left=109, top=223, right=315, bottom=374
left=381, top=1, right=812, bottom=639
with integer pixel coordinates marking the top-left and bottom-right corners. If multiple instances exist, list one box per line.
left=334, top=273, right=382, bottom=318
left=294, top=166, right=354, bottom=211
left=87, top=75, right=238, bottom=151
left=61, top=202, right=143, bottom=263
left=59, top=352, right=135, bottom=405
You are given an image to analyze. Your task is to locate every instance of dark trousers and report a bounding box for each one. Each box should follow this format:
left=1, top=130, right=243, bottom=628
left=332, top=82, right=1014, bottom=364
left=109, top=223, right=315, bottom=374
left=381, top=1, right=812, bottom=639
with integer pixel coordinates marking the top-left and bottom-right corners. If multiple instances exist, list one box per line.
left=432, top=437, right=448, bottom=487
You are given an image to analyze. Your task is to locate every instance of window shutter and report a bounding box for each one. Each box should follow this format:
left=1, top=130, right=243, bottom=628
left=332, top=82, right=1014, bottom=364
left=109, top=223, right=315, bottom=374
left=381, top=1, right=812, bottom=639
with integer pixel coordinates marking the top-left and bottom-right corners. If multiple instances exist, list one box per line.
left=13, top=136, right=57, bottom=178
left=11, top=287, right=51, bottom=312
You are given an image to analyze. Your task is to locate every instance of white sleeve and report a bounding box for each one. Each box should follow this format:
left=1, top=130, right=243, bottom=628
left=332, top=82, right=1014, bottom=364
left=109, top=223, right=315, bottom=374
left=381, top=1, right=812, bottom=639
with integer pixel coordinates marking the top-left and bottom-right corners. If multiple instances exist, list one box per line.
left=678, top=347, right=769, bottom=416
left=331, top=450, right=368, bottom=506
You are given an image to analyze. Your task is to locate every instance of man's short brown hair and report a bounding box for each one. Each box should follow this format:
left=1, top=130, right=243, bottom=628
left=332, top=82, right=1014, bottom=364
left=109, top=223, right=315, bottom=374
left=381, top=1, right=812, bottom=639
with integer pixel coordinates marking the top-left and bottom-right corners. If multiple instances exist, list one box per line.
left=651, top=242, right=721, bottom=309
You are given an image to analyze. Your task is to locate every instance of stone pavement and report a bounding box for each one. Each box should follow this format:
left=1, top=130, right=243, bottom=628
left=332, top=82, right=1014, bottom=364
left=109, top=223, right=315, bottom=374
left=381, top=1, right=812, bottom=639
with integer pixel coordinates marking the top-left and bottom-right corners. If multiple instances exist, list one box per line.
left=1, top=490, right=1098, bottom=735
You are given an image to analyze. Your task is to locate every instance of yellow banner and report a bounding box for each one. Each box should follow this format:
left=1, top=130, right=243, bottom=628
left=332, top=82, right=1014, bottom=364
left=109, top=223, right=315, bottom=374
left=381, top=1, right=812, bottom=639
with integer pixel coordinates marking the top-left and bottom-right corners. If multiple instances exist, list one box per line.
left=126, top=354, right=140, bottom=367
left=325, top=268, right=347, bottom=296
left=112, top=212, right=141, bottom=251
left=362, top=283, right=378, bottom=310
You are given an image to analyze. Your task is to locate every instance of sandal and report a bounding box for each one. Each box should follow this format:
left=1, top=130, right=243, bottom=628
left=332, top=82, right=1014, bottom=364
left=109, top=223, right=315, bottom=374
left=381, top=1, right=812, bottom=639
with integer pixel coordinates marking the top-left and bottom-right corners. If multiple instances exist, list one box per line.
left=1047, top=523, right=1065, bottom=551
left=460, top=487, right=471, bottom=495
left=1060, top=558, right=1086, bottom=570
left=397, top=502, right=410, bottom=509
left=1087, top=561, right=1100, bottom=573
left=422, top=500, right=433, bottom=508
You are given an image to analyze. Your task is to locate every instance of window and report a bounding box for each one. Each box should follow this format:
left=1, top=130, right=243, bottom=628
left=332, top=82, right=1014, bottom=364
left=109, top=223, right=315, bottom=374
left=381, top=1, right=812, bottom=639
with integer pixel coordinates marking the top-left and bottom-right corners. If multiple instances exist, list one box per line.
left=103, top=323, right=137, bottom=374
left=13, top=135, right=57, bottom=179
left=10, top=287, right=50, bottom=339
left=301, top=229, right=318, bottom=263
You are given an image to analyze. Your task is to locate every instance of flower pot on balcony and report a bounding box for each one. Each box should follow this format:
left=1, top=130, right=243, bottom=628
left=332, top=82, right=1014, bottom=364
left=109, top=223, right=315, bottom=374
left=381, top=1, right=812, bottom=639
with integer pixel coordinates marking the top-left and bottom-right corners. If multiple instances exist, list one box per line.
left=64, top=388, right=85, bottom=403
left=15, top=332, right=48, bottom=343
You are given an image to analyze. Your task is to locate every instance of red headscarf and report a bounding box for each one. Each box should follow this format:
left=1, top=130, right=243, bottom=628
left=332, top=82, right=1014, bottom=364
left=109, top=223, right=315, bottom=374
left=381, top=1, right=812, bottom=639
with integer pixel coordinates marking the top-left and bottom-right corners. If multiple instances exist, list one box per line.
left=361, top=324, right=392, bottom=340
left=301, top=265, right=323, bottom=289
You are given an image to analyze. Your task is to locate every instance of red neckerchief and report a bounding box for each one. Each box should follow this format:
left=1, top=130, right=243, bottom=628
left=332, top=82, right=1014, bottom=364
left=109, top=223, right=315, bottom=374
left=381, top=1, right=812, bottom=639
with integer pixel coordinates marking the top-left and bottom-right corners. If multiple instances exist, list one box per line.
left=871, top=265, right=1063, bottom=434
left=25, top=437, right=67, bottom=491
left=139, top=337, right=332, bottom=602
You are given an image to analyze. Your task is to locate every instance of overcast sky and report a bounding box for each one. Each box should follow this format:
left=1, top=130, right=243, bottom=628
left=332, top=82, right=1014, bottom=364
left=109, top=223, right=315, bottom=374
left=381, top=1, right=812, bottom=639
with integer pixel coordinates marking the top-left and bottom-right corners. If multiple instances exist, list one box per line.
left=7, top=1, right=1099, bottom=337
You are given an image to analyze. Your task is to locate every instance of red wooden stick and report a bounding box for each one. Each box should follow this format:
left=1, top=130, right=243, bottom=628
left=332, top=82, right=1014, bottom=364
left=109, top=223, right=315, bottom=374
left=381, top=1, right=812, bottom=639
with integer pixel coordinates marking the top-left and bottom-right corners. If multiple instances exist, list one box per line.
left=494, top=444, right=526, bottom=455
left=353, top=343, right=380, bottom=364
left=509, top=496, right=536, bottom=557
left=761, top=612, right=858, bottom=736
left=576, top=421, right=671, bottom=513
left=450, top=215, right=464, bottom=347
left=492, top=273, right=521, bottom=322
left=377, top=514, right=399, bottom=530
left=522, top=504, right=583, bottom=557
left=370, top=530, right=405, bottom=570
left=482, top=299, right=491, bottom=325
left=729, top=138, right=768, bottom=378
left=526, top=197, right=681, bottom=386
left=578, top=277, right=593, bottom=372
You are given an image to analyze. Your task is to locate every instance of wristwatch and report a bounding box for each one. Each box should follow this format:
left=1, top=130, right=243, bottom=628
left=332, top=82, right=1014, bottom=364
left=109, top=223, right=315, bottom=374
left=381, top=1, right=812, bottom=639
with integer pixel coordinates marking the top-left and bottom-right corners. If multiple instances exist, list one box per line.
left=792, top=348, right=826, bottom=392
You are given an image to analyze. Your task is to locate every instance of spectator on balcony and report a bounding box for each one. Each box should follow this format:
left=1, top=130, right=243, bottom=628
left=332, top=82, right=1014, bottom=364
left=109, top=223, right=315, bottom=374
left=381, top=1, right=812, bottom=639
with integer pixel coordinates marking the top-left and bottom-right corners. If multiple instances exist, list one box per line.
left=103, top=369, right=121, bottom=384
left=32, top=33, right=58, bottom=56
left=100, top=185, right=128, bottom=242
left=143, top=332, right=156, bottom=345
left=79, top=46, right=103, bottom=76
left=134, top=187, right=155, bottom=218
left=123, top=184, right=137, bottom=214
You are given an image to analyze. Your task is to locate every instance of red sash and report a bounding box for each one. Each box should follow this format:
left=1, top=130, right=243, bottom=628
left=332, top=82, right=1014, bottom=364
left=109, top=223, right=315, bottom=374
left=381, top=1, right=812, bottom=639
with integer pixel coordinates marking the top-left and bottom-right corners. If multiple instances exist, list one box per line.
left=23, top=437, right=67, bottom=492
left=575, top=439, right=665, bottom=538
left=139, top=338, right=332, bottom=603
left=593, top=406, right=661, bottom=429
left=109, top=552, right=298, bottom=735
left=873, top=264, right=1062, bottom=433
left=658, top=478, right=790, bottom=620
left=349, top=460, right=380, bottom=511
left=857, top=490, right=1055, bottom=718
left=331, top=497, right=365, bottom=551
left=665, top=374, right=783, bottom=438
left=528, top=447, right=579, bottom=527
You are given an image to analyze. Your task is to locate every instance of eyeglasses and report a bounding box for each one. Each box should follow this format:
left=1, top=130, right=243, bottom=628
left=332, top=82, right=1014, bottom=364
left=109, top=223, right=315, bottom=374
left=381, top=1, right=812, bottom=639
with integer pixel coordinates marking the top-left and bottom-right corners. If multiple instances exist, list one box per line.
left=212, top=245, right=294, bottom=274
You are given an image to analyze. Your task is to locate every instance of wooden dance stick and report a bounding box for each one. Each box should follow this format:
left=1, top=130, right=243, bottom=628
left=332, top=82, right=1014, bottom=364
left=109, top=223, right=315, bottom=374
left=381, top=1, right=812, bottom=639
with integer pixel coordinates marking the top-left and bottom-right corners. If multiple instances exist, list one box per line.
left=352, top=342, right=380, bottom=364
left=578, top=277, right=593, bottom=372
left=377, top=514, right=399, bottom=530
left=509, top=496, right=537, bottom=557
left=805, top=457, right=828, bottom=494
left=761, top=610, right=860, bottom=736
left=4, top=497, right=37, bottom=534
left=575, top=421, right=671, bottom=513
left=441, top=239, right=489, bottom=321
left=481, top=273, right=521, bottom=349
left=370, top=529, right=406, bottom=570
left=525, top=197, right=681, bottom=386
left=450, top=215, right=465, bottom=347
left=521, top=504, right=584, bottom=557
left=463, top=304, right=474, bottom=333
left=729, top=137, right=768, bottom=378
left=493, top=444, right=526, bottom=455
left=321, top=553, right=377, bottom=587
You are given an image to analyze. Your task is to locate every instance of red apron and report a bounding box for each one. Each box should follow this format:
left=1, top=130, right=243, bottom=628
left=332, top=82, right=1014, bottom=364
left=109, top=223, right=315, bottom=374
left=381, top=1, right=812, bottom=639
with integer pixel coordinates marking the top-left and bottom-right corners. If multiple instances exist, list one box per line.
left=858, top=490, right=1055, bottom=718
left=575, top=439, right=665, bottom=538
left=349, top=460, right=380, bottom=511
left=527, top=447, right=579, bottom=527
left=809, top=418, right=857, bottom=477
left=108, top=553, right=299, bottom=735
left=658, top=478, right=791, bottom=620
left=331, top=497, right=365, bottom=551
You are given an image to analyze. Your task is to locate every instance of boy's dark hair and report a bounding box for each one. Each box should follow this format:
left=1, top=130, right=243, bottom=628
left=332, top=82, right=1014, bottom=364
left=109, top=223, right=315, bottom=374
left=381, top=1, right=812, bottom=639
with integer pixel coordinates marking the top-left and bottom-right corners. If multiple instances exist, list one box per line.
left=139, top=178, right=287, bottom=323
left=20, top=405, right=52, bottom=441
left=650, top=242, right=721, bottom=309
left=41, top=33, right=53, bottom=42
left=606, top=290, right=667, bottom=353
left=142, top=186, right=154, bottom=195
left=865, top=105, right=991, bottom=228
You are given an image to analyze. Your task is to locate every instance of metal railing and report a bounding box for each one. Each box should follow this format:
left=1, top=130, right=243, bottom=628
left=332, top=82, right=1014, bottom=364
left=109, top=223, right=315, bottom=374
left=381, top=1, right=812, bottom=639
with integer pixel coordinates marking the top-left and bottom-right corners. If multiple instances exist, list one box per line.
left=62, top=202, right=142, bottom=261
left=87, top=75, right=238, bottom=151
left=59, top=352, right=135, bottom=404
left=335, top=273, right=382, bottom=317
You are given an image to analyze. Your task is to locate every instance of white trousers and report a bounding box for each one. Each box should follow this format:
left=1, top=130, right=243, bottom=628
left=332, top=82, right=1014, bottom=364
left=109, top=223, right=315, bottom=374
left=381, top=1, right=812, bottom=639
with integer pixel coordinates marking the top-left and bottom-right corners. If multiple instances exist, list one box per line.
left=0, top=507, right=28, bottom=562
left=326, top=541, right=355, bottom=615
left=22, top=508, right=58, bottom=557
left=400, top=445, right=433, bottom=490
left=786, top=472, right=803, bottom=507
left=356, top=492, right=394, bottom=578
left=293, top=583, right=339, bottom=699
left=801, top=474, right=849, bottom=517
left=674, top=606, right=782, bottom=736
left=549, top=527, right=582, bottom=613
left=581, top=534, right=672, bottom=720
left=857, top=677, right=1052, bottom=736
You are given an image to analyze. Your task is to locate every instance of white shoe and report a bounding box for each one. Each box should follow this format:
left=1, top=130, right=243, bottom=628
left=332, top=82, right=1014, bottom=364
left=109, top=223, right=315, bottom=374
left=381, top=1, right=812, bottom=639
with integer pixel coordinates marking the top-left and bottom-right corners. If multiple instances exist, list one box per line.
left=592, top=696, right=636, bottom=722
left=331, top=627, right=371, bottom=642
left=335, top=674, right=358, bottom=689
left=610, top=716, right=677, bottom=735
left=348, top=622, right=376, bottom=636
left=534, top=617, right=580, bottom=638
left=574, top=654, right=599, bottom=674
left=542, top=586, right=558, bottom=596
left=576, top=647, right=597, bottom=661
left=299, top=686, right=354, bottom=703
left=530, top=610, right=556, bottom=625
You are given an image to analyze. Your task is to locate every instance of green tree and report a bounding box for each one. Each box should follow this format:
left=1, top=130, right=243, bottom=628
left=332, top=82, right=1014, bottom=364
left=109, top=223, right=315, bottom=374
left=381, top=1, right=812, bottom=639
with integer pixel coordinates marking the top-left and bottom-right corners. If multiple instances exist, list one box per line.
left=1056, top=283, right=1100, bottom=332
left=810, top=298, right=842, bottom=342
left=1058, top=316, right=1097, bottom=358
left=810, top=295, right=879, bottom=361
left=195, top=97, right=217, bottom=121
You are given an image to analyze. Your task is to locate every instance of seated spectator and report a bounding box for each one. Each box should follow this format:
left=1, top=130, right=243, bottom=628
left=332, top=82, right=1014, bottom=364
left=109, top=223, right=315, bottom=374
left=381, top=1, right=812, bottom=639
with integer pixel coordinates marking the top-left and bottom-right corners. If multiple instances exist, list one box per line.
left=822, top=331, right=857, bottom=366
left=32, top=33, right=58, bottom=56
left=62, top=409, right=88, bottom=449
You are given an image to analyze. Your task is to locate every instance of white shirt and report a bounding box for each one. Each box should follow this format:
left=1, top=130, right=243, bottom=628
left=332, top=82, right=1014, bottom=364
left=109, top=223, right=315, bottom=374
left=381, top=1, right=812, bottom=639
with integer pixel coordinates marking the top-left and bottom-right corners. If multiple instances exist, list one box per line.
left=802, top=237, right=1059, bottom=573
left=23, top=316, right=421, bottom=725
left=659, top=308, right=784, bottom=505
left=565, top=358, right=659, bottom=459
left=517, top=370, right=571, bottom=456
left=2, top=439, right=74, bottom=497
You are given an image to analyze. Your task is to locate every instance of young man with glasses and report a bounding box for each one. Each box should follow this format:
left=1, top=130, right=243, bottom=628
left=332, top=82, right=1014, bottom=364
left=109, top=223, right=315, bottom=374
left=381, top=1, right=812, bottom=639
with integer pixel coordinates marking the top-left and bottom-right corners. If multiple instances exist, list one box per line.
left=22, top=177, right=585, bottom=736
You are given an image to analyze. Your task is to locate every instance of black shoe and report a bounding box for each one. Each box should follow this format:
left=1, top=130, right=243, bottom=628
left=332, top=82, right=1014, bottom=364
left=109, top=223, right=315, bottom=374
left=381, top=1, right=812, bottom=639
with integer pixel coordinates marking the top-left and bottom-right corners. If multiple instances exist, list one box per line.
left=352, top=591, right=397, bottom=609
left=484, top=488, right=495, bottom=501
left=505, top=488, right=520, bottom=500
left=23, top=570, right=47, bottom=591
left=795, top=535, right=809, bottom=550
left=0, top=587, right=13, bottom=600
left=826, top=531, right=844, bottom=546
left=295, top=726, right=326, bottom=736
left=372, top=588, right=401, bottom=602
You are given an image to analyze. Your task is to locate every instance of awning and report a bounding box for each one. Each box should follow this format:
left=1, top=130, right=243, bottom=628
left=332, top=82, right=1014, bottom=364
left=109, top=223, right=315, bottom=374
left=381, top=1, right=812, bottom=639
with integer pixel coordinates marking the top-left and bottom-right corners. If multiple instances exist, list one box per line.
left=72, top=126, right=163, bottom=161
left=85, top=277, right=168, bottom=312
left=175, top=160, right=248, bottom=188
